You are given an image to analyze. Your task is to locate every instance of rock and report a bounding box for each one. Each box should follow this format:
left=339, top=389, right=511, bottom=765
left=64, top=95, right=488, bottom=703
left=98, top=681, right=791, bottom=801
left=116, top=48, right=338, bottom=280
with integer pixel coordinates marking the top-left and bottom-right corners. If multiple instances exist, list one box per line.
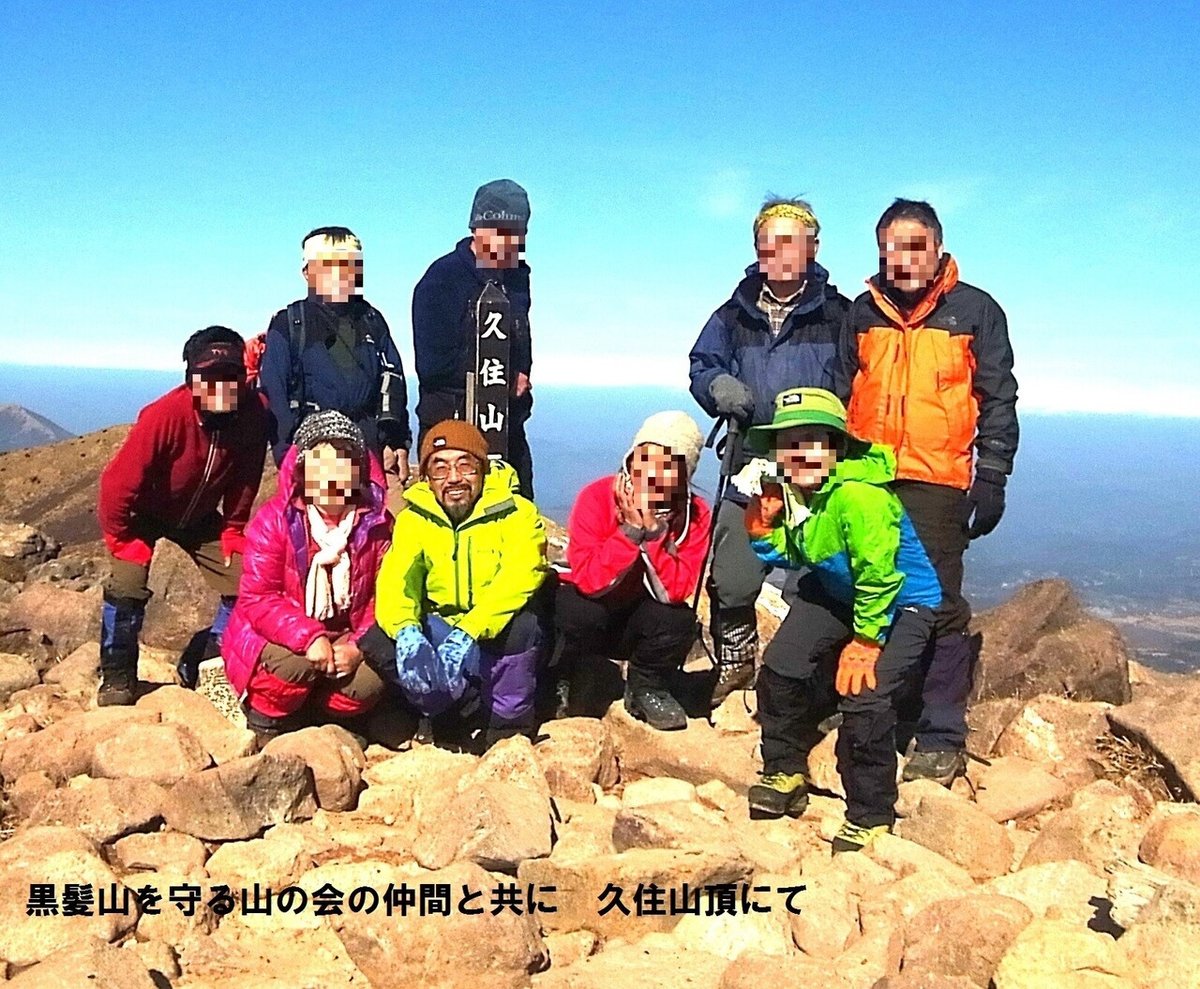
left=0, top=826, right=139, bottom=968
left=895, top=778, right=962, bottom=819
left=458, top=733, right=551, bottom=801
left=332, top=860, right=547, bottom=989
left=0, top=705, right=159, bottom=783
left=544, top=929, right=598, bottom=969
left=612, top=799, right=728, bottom=853
left=414, top=780, right=553, bottom=871
left=807, top=728, right=846, bottom=798
left=787, top=881, right=858, bottom=959
left=863, top=834, right=974, bottom=890
left=1108, top=672, right=1200, bottom=800
left=720, top=951, right=852, bottom=989
left=537, top=934, right=728, bottom=989
left=966, top=755, right=1068, bottom=822
left=362, top=744, right=477, bottom=826
left=871, top=976, right=979, bottom=989
left=533, top=717, right=618, bottom=802
left=41, top=641, right=102, bottom=696
left=109, top=831, right=208, bottom=874
left=4, top=682, right=86, bottom=731
left=551, top=800, right=619, bottom=860
left=262, top=724, right=364, bottom=811
left=91, top=721, right=212, bottom=785
left=895, top=791, right=1014, bottom=881
left=875, top=869, right=974, bottom=925
left=696, top=779, right=739, bottom=814
left=710, top=687, right=758, bottom=734
left=903, top=893, right=1034, bottom=987
left=992, top=695, right=1110, bottom=787
left=161, top=752, right=317, bottom=840
left=7, top=936, right=158, bottom=988
left=622, top=776, right=697, bottom=807
left=1020, top=780, right=1150, bottom=872
left=965, top=696, right=1024, bottom=756
left=139, top=538, right=217, bottom=651
left=672, top=897, right=796, bottom=959
left=518, top=846, right=753, bottom=939
left=7, top=769, right=55, bottom=817
left=25, top=777, right=165, bottom=844
left=1138, top=806, right=1200, bottom=884
left=131, top=940, right=181, bottom=983
left=125, top=867, right=216, bottom=943
left=1, top=582, right=102, bottom=658
left=134, top=685, right=256, bottom=765
left=970, top=579, right=1132, bottom=705
left=1114, top=881, right=1200, bottom=987
left=836, top=904, right=904, bottom=989
left=991, top=918, right=1129, bottom=988
left=0, top=521, right=59, bottom=581
left=136, top=644, right=184, bottom=686
left=606, top=701, right=760, bottom=793
left=0, top=652, right=39, bottom=703
left=205, top=827, right=316, bottom=890
left=982, top=860, right=1110, bottom=927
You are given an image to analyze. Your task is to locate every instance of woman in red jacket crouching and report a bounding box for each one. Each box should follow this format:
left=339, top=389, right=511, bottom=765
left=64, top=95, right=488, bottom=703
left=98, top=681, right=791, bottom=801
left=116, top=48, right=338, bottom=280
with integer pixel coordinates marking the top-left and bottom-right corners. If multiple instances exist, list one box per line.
left=222, top=410, right=394, bottom=745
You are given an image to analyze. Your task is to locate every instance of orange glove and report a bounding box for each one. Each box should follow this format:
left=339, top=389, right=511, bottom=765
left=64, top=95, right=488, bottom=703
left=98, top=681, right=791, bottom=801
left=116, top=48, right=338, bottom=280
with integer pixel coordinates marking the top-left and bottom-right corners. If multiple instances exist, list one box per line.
left=836, top=636, right=882, bottom=696
left=744, top=483, right=785, bottom=539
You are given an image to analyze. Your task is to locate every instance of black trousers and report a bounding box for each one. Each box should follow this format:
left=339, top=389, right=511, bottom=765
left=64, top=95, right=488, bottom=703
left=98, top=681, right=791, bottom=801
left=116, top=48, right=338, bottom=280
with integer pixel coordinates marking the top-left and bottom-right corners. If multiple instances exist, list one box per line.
left=555, top=582, right=697, bottom=696
left=894, top=481, right=974, bottom=751
left=757, top=574, right=935, bottom=828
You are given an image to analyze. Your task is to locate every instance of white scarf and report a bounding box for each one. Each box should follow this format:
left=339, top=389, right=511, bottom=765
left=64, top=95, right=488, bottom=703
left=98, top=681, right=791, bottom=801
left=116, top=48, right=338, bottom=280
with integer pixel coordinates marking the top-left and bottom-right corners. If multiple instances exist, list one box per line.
left=305, top=505, right=356, bottom=621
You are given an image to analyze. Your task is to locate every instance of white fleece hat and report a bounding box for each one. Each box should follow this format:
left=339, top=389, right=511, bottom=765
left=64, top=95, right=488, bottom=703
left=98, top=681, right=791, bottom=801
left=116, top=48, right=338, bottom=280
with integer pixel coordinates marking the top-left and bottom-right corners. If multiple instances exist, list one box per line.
left=624, top=411, right=704, bottom=479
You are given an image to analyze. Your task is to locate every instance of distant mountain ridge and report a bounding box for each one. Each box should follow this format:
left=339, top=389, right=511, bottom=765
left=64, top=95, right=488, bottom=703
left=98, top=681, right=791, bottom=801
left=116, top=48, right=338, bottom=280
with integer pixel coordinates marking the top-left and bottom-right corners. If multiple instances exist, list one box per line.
left=0, top=403, right=74, bottom=452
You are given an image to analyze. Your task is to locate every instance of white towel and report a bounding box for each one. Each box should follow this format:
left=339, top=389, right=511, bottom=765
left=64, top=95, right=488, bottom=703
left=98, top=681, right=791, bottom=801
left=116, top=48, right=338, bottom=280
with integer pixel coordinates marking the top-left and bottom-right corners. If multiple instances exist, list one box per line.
left=305, top=506, right=355, bottom=621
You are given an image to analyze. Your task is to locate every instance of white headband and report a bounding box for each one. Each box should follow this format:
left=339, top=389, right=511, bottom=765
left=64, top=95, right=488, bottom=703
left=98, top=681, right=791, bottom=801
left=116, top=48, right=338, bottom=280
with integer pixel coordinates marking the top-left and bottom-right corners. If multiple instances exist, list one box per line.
left=302, top=233, right=363, bottom=265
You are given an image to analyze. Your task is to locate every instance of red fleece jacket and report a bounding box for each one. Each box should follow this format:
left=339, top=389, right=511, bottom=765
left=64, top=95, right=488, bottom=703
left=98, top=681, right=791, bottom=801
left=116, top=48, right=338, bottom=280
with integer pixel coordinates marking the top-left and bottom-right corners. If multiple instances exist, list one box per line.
left=97, top=385, right=269, bottom=565
left=560, top=475, right=711, bottom=606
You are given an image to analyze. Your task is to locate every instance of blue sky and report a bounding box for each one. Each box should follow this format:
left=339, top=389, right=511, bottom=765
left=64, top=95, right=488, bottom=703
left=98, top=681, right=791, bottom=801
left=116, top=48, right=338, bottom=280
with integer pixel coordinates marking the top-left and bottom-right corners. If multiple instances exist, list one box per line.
left=2, top=1, right=1198, bottom=415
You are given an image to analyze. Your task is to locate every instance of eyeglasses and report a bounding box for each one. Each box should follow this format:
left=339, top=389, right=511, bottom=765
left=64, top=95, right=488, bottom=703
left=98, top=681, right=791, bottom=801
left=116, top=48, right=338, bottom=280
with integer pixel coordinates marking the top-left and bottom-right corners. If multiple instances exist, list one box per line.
left=426, top=459, right=481, bottom=481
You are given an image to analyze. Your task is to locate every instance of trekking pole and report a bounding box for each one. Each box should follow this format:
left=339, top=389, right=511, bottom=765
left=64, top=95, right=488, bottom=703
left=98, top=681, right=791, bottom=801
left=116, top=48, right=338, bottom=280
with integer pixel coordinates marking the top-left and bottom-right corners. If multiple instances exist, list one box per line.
left=692, top=416, right=740, bottom=615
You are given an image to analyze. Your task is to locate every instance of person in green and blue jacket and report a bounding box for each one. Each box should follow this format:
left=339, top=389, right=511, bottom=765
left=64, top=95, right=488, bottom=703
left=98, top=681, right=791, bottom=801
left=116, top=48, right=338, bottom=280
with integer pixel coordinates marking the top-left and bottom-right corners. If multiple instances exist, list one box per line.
left=740, top=388, right=941, bottom=853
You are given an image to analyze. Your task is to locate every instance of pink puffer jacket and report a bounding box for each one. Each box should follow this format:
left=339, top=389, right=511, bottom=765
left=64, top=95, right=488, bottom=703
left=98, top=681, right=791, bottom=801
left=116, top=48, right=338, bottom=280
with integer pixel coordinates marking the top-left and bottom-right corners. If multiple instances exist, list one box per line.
left=222, top=447, right=393, bottom=699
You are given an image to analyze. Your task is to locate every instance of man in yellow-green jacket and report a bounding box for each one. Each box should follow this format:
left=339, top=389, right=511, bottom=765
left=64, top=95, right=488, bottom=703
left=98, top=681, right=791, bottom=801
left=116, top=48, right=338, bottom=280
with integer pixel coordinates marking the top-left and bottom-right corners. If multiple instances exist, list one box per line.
left=370, top=419, right=549, bottom=745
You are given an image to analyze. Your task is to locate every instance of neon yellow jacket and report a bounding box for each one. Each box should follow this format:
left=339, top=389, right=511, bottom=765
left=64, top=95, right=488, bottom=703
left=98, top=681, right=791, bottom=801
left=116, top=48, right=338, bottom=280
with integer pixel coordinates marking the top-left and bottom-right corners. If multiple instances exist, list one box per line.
left=375, top=461, right=548, bottom=642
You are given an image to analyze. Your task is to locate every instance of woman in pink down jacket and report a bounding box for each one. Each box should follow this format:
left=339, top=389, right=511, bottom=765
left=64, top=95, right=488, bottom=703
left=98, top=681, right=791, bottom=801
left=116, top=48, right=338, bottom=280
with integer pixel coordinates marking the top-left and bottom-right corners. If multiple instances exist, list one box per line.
left=222, top=411, right=394, bottom=744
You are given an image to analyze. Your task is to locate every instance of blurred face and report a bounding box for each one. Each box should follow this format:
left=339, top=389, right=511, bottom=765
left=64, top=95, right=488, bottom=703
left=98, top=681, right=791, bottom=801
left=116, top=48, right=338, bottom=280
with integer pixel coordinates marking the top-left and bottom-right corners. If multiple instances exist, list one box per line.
left=774, top=426, right=840, bottom=491
left=190, top=373, right=242, bottom=414
left=427, top=450, right=485, bottom=522
left=472, top=226, right=525, bottom=270
left=878, top=219, right=941, bottom=295
left=627, top=443, right=687, bottom=510
left=756, top=216, right=817, bottom=285
left=303, top=442, right=361, bottom=515
left=304, top=256, right=363, bottom=303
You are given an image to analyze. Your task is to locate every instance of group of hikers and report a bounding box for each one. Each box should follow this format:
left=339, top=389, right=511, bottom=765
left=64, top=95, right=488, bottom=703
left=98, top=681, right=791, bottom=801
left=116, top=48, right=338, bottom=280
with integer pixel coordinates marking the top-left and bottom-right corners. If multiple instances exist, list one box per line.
left=95, top=180, right=1018, bottom=854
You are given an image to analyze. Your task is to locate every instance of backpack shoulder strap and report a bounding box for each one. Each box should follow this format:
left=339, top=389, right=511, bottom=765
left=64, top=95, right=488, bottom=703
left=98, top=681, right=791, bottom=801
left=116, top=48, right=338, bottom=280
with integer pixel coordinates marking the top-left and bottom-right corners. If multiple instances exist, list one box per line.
left=286, top=301, right=307, bottom=411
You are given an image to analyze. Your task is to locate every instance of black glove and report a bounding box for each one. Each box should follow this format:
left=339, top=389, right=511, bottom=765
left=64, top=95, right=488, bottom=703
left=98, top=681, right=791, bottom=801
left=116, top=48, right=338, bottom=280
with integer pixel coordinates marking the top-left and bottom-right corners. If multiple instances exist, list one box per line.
left=966, top=468, right=1007, bottom=539
left=376, top=418, right=408, bottom=451
left=709, top=374, right=755, bottom=422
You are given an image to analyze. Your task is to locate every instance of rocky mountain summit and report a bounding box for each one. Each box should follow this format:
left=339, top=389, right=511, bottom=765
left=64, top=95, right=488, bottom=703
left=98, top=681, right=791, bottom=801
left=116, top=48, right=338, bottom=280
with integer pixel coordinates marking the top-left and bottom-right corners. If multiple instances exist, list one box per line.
left=0, top=430, right=1196, bottom=987
left=0, top=404, right=73, bottom=454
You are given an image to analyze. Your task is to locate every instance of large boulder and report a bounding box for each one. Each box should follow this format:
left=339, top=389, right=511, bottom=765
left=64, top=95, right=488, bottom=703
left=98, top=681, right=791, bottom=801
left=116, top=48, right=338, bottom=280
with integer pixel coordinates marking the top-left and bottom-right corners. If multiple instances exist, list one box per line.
left=992, top=695, right=1110, bottom=788
left=413, top=779, right=553, bottom=871
left=25, top=776, right=166, bottom=844
left=970, top=579, right=1131, bottom=705
left=0, top=652, right=39, bottom=703
left=903, top=893, right=1034, bottom=987
left=262, top=724, right=365, bottom=811
left=612, top=798, right=729, bottom=853
left=1138, top=806, right=1200, bottom=885
left=7, top=936, right=159, bottom=989
left=533, top=717, right=618, bottom=802
left=0, top=705, right=159, bottom=783
left=91, top=721, right=212, bottom=786
left=0, top=582, right=102, bottom=658
left=0, top=826, right=139, bottom=968
left=109, top=831, right=209, bottom=875
left=204, top=827, right=317, bottom=891
left=1114, top=881, right=1200, bottom=988
left=1020, top=780, right=1151, bottom=873
left=0, top=521, right=60, bottom=582
left=161, top=752, right=318, bottom=841
left=895, top=790, right=1014, bottom=881
left=991, top=918, right=1129, bottom=988
left=982, top=860, right=1110, bottom=928
left=331, top=860, right=547, bottom=989
left=965, top=755, right=1068, bottom=822
left=134, top=685, right=256, bottom=765
left=1108, top=670, right=1200, bottom=800
left=537, top=933, right=730, bottom=989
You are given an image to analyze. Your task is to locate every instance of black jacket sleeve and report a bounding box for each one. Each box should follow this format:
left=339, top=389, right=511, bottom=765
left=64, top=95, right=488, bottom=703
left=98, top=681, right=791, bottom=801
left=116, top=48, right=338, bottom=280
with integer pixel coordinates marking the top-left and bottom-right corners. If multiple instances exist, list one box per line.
left=687, top=309, right=735, bottom=419
left=832, top=299, right=863, bottom=405
left=970, top=296, right=1019, bottom=476
left=508, top=265, right=532, bottom=378
left=260, top=310, right=294, bottom=466
left=372, top=313, right=412, bottom=450
left=412, top=262, right=468, bottom=392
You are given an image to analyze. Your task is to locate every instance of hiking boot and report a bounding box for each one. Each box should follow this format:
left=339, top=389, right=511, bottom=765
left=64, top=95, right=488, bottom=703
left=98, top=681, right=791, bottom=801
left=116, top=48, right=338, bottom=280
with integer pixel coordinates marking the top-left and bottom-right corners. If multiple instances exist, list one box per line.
left=902, top=749, right=967, bottom=787
left=97, top=668, right=137, bottom=707
left=242, top=703, right=287, bottom=750
left=831, top=821, right=891, bottom=854
left=625, top=685, right=688, bottom=731
left=747, top=771, right=809, bottom=819
left=710, top=660, right=755, bottom=709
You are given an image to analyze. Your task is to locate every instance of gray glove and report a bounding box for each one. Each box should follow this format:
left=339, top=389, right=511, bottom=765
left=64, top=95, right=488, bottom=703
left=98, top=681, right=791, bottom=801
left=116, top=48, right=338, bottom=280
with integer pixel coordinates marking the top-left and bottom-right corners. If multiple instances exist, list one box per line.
left=709, top=374, right=755, bottom=421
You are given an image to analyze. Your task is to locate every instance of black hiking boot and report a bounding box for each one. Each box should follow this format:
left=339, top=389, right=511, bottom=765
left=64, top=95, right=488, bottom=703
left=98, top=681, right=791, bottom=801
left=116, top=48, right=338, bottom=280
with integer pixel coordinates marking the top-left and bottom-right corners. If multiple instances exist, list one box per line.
left=97, top=667, right=138, bottom=707
left=710, top=660, right=755, bottom=709
left=902, top=749, right=967, bottom=787
left=243, top=703, right=287, bottom=750
left=624, top=684, right=688, bottom=731
left=747, top=771, right=810, bottom=819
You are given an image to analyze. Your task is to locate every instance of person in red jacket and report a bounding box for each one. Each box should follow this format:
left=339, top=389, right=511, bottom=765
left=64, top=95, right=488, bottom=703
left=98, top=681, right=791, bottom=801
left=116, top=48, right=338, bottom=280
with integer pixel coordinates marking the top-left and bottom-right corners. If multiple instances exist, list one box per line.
left=555, top=412, right=711, bottom=731
left=96, top=327, right=269, bottom=706
left=222, top=411, right=393, bottom=746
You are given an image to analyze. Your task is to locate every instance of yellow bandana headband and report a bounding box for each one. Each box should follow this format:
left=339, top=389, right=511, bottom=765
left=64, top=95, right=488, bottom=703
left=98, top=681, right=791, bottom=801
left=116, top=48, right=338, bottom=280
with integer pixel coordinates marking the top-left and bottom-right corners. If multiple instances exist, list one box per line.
left=302, top=233, right=363, bottom=265
left=753, top=203, right=820, bottom=236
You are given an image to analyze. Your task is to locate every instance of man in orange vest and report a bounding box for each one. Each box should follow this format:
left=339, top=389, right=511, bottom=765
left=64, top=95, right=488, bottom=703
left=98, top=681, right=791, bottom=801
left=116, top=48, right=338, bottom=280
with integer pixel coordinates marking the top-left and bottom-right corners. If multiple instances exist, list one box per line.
left=836, top=199, right=1018, bottom=785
